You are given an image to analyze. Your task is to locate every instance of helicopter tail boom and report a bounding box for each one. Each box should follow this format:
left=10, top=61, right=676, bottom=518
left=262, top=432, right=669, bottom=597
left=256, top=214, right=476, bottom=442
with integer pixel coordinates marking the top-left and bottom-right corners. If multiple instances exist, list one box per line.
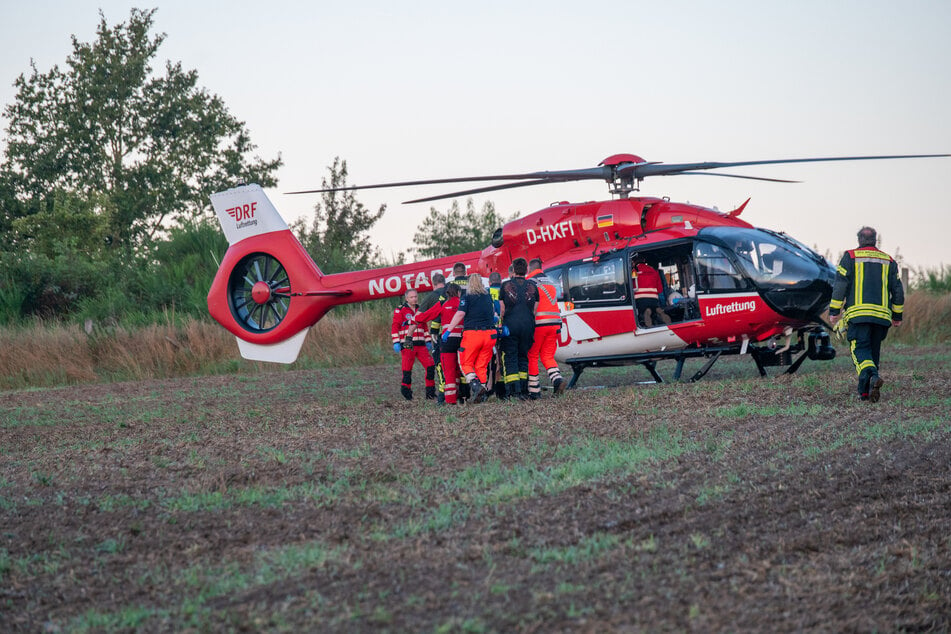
left=207, top=184, right=485, bottom=363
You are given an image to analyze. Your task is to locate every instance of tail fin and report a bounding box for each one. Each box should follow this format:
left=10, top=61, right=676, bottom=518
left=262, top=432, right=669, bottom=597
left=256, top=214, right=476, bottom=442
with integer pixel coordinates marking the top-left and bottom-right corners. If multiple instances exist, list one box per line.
left=208, top=184, right=323, bottom=364
left=210, top=184, right=291, bottom=246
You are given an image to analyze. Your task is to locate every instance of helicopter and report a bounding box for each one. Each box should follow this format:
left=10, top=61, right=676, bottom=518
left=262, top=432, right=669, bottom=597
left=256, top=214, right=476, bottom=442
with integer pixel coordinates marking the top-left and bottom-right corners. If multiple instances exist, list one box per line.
left=206, top=152, right=948, bottom=387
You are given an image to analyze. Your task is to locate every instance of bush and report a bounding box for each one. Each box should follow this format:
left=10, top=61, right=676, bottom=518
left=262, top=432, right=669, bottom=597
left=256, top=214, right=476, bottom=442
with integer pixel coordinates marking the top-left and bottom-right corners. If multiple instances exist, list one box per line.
left=912, top=265, right=951, bottom=293
left=0, top=251, right=111, bottom=322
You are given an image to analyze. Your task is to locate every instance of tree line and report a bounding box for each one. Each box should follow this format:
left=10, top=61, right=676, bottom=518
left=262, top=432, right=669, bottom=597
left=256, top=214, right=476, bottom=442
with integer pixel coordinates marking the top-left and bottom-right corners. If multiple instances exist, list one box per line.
left=0, top=8, right=513, bottom=326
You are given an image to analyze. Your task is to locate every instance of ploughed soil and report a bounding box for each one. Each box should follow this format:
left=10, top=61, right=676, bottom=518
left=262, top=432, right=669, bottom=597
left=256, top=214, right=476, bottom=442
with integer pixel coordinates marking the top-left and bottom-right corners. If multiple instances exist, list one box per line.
left=1, top=345, right=950, bottom=632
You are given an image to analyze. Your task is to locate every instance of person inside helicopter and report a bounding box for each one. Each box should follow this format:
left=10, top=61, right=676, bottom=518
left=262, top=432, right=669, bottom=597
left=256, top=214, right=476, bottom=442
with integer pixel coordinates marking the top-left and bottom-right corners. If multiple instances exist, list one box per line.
left=631, top=255, right=672, bottom=328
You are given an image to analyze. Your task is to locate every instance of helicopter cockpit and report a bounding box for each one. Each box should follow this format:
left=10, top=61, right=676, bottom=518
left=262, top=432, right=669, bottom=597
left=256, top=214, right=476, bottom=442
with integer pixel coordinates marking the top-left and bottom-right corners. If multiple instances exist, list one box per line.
left=695, top=226, right=836, bottom=321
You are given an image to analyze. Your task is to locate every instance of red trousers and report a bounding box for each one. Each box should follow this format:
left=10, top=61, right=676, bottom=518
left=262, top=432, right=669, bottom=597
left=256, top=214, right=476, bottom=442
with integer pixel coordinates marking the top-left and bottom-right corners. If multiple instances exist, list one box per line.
left=441, top=351, right=461, bottom=403
left=401, top=346, right=435, bottom=387
left=459, top=329, right=496, bottom=383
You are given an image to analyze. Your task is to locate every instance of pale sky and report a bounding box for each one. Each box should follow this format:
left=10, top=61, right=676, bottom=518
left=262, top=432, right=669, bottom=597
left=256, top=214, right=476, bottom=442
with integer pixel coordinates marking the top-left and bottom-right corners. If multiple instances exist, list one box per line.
left=2, top=1, right=949, bottom=270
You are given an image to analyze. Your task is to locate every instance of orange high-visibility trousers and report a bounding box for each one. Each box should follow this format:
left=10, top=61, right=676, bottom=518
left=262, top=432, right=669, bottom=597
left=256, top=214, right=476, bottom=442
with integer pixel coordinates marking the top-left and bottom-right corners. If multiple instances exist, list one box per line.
left=459, top=329, right=496, bottom=383
left=528, top=324, right=559, bottom=376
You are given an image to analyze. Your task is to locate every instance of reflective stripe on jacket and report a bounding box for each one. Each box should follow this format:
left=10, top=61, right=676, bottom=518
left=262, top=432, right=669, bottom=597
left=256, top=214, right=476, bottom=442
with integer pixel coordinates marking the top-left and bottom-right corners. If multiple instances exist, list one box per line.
left=528, top=269, right=561, bottom=327
left=829, top=247, right=904, bottom=327
left=392, top=303, right=429, bottom=345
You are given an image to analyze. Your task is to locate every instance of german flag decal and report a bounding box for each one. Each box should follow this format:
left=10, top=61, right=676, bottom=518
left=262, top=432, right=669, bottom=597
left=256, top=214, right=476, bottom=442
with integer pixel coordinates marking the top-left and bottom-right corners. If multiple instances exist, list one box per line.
left=596, top=214, right=614, bottom=228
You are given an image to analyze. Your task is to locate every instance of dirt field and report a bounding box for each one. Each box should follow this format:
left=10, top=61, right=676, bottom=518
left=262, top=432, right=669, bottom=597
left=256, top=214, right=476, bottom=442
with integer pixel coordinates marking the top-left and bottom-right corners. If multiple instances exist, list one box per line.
left=2, top=345, right=949, bottom=632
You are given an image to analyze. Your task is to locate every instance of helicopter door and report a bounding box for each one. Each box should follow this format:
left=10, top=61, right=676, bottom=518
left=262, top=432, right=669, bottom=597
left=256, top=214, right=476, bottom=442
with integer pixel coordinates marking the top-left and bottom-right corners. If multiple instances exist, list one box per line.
left=562, top=255, right=635, bottom=341
left=629, top=242, right=701, bottom=329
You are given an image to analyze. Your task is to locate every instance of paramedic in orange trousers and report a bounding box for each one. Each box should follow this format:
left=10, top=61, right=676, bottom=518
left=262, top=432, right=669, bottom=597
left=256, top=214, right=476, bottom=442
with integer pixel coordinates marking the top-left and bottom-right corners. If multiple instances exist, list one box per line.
left=527, top=258, right=566, bottom=398
left=443, top=274, right=498, bottom=404
left=391, top=288, right=435, bottom=400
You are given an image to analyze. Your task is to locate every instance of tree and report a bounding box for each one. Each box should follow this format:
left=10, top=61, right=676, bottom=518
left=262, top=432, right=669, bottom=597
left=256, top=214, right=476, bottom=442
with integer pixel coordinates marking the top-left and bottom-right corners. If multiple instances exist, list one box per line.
left=292, top=157, right=387, bottom=274
left=0, top=8, right=281, bottom=250
left=413, top=198, right=517, bottom=259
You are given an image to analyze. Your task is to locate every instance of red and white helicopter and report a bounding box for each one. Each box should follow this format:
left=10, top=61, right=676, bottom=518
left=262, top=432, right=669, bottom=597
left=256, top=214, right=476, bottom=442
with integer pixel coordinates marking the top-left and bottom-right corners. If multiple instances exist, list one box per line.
left=207, top=152, right=947, bottom=387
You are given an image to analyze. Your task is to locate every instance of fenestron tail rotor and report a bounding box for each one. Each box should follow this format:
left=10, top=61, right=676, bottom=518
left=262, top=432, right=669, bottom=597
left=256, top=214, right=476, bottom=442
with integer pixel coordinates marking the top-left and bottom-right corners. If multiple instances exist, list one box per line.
left=286, top=152, right=950, bottom=202
left=228, top=252, right=291, bottom=333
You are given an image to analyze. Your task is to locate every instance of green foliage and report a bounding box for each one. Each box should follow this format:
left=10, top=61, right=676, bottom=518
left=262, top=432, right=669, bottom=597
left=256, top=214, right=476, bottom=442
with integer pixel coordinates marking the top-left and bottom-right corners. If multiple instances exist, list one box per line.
left=0, top=7, right=281, bottom=250
left=7, top=190, right=112, bottom=258
left=291, top=157, right=390, bottom=273
left=412, top=198, right=517, bottom=259
left=0, top=250, right=110, bottom=320
left=912, top=265, right=951, bottom=293
left=0, top=220, right=225, bottom=324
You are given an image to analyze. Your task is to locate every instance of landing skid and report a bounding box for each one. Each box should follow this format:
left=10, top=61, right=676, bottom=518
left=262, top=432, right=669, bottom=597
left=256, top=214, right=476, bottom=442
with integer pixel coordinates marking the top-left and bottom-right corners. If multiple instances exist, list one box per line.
left=565, top=327, right=834, bottom=389
left=566, top=346, right=736, bottom=388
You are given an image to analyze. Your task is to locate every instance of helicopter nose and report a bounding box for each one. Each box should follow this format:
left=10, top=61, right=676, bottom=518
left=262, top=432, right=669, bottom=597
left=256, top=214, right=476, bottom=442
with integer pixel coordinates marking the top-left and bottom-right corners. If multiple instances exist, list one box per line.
left=758, top=263, right=836, bottom=322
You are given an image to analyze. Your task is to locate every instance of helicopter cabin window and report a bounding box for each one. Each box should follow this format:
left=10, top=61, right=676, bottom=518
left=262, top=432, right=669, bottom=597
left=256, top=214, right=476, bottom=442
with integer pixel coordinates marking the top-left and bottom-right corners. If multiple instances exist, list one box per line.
left=693, top=241, right=747, bottom=292
left=567, top=257, right=627, bottom=305
left=541, top=266, right=565, bottom=301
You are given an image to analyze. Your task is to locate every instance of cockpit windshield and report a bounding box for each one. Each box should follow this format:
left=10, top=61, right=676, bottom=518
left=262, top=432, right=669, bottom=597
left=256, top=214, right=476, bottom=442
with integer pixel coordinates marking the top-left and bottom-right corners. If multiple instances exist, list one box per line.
left=699, top=227, right=825, bottom=289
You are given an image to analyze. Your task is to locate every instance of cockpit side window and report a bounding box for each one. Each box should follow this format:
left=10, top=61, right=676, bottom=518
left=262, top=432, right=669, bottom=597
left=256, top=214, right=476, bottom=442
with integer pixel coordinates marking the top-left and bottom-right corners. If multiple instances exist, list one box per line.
left=700, top=227, right=825, bottom=289
left=693, top=241, right=747, bottom=292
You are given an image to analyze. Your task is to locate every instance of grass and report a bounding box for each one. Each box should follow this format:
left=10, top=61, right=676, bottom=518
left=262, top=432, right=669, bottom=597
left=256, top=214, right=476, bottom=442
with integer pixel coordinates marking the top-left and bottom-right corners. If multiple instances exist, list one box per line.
left=2, top=344, right=950, bottom=631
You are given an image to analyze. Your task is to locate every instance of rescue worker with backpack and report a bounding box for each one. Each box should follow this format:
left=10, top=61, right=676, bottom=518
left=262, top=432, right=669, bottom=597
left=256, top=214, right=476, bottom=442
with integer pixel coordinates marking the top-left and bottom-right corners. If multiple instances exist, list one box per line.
left=499, top=258, right=538, bottom=399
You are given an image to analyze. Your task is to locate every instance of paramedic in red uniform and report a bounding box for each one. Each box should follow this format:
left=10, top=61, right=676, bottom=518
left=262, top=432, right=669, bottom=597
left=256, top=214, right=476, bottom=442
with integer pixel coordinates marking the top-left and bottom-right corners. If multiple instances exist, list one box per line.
left=527, top=258, right=566, bottom=398
left=632, top=255, right=671, bottom=328
left=391, top=288, right=436, bottom=400
left=414, top=283, right=464, bottom=404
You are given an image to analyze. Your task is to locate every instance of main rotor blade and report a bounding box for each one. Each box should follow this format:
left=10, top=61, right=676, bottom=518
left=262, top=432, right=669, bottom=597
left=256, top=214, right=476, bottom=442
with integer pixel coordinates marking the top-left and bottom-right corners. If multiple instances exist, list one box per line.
left=675, top=171, right=801, bottom=183
left=403, top=179, right=553, bottom=204
left=623, top=154, right=951, bottom=180
left=285, top=166, right=611, bottom=195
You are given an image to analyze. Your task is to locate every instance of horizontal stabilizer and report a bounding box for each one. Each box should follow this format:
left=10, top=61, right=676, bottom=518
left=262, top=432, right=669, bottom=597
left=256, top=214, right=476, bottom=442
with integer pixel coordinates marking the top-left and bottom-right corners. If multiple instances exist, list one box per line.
left=235, top=327, right=309, bottom=364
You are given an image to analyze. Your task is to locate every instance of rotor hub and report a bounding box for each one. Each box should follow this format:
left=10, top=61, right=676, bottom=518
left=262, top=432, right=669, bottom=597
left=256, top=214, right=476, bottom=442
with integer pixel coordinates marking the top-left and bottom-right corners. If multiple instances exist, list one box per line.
left=251, top=281, right=272, bottom=304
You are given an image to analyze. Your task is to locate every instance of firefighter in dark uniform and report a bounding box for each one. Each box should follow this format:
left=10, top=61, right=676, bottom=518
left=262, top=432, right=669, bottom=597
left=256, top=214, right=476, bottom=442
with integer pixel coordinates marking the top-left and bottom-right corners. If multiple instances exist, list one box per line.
left=391, top=288, right=436, bottom=400
left=488, top=271, right=505, bottom=399
left=450, top=262, right=468, bottom=294
left=499, top=258, right=538, bottom=399
left=829, top=226, right=904, bottom=402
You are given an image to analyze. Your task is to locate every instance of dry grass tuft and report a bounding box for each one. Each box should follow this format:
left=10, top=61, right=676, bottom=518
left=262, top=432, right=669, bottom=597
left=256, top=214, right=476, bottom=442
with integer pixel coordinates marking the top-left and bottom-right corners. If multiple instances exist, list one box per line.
left=0, top=306, right=393, bottom=390
left=890, top=290, right=951, bottom=344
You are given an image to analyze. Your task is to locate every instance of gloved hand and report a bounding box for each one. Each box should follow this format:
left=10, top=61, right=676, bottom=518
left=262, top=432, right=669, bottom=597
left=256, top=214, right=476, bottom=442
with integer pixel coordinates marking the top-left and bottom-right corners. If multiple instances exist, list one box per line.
left=441, top=330, right=450, bottom=343
left=501, top=325, right=510, bottom=337
left=393, top=343, right=401, bottom=354
left=425, top=341, right=434, bottom=354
